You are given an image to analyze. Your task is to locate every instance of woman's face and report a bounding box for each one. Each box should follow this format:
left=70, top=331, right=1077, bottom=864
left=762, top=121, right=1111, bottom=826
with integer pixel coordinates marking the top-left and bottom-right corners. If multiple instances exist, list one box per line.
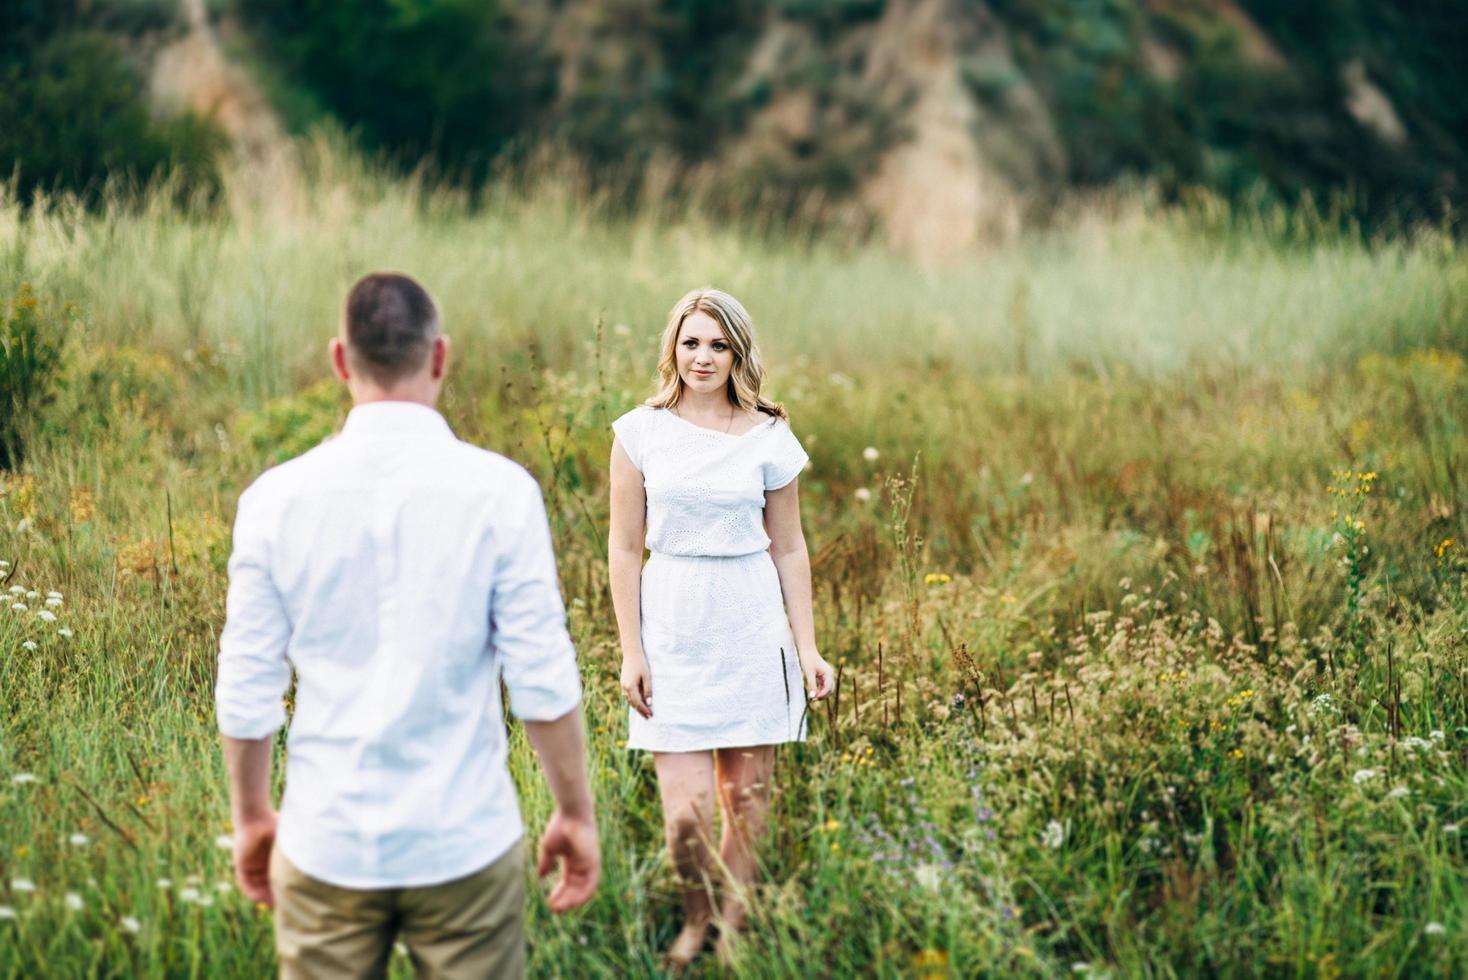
left=675, top=311, right=735, bottom=397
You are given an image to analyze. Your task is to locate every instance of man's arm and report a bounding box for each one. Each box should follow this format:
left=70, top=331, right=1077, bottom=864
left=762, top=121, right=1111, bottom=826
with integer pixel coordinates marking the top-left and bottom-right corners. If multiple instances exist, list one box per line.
left=523, top=709, right=599, bottom=913
left=216, top=486, right=293, bottom=906
left=490, top=476, right=600, bottom=912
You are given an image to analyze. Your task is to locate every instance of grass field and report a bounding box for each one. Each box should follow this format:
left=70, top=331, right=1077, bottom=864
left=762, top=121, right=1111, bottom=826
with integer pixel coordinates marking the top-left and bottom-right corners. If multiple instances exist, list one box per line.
left=1, top=146, right=1466, bottom=976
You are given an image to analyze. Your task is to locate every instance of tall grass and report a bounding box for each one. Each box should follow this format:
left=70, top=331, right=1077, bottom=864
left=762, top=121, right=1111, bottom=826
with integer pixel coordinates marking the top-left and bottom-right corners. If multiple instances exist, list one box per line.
left=0, top=143, right=1465, bottom=976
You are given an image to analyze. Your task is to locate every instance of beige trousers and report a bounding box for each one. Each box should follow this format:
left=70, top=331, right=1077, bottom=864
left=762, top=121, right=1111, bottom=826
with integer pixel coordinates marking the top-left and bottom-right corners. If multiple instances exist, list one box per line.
left=270, top=843, right=526, bottom=979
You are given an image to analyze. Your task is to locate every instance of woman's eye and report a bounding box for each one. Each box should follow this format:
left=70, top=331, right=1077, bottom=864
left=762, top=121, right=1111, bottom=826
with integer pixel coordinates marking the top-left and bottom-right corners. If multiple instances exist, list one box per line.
left=712, top=343, right=727, bottom=351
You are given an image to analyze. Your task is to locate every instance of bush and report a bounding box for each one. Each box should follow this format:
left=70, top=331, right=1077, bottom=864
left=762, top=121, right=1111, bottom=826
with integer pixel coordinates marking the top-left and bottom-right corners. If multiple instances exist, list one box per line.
left=0, top=285, right=73, bottom=470
left=0, top=31, right=225, bottom=202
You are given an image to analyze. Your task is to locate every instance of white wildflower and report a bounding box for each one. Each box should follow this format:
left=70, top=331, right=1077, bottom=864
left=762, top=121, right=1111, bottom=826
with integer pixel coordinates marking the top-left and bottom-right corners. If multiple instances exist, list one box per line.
left=179, top=887, right=201, bottom=903
left=64, top=893, right=83, bottom=912
left=215, top=881, right=233, bottom=894
left=197, top=895, right=215, bottom=908
left=57, top=628, right=72, bottom=639
left=1040, top=819, right=1066, bottom=849
left=11, top=773, right=37, bottom=785
left=0, top=559, right=10, bottom=567
left=156, top=879, right=172, bottom=889
left=10, top=603, right=26, bottom=612
left=1352, top=769, right=1378, bottom=785
left=120, top=916, right=141, bottom=934
left=1424, top=922, right=1446, bottom=936
left=185, top=874, right=202, bottom=885
left=1020, top=472, right=1034, bottom=485
left=913, top=863, right=943, bottom=893
left=37, top=611, right=56, bottom=622
left=0, top=906, right=15, bottom=920
left=214, top=835, right=234, bottom=850
left=69, top=833, right=89, bottom=846
left=854, top=487, right=872, bottom=503
left=21, top=641, right=36, bottom=651
left=4, top=585, right=19, bottom=594
left=10, top=879, right=35, bottom=893
left=24, top=591, right=37, bottom=600
left=45, top=597, right=61, bottom=607
left=45, top=591, right=61, bottom=600
left=862, top=446, right=879, bottom=463
left=1444, top=824, right=1459, bottom=835
left=1430, top=730, right=1445, bottom=741
left=1387, top=786, right=1410, bottom=800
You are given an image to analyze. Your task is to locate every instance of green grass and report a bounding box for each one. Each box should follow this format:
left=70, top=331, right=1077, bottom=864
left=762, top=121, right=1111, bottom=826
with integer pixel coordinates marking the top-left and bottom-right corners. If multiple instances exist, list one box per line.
left=1, top=145, right=1466, bottom=976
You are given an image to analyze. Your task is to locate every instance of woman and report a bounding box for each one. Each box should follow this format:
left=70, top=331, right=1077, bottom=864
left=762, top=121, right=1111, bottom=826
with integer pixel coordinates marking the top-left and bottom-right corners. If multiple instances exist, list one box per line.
left=608, top=288, right=835, bottom=966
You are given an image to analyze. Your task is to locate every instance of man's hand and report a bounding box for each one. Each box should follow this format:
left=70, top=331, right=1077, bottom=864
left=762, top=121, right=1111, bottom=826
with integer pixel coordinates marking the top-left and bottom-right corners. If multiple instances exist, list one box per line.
left=233, top=811, right=279, bottom=908
left=537, top=809, right=600, bottom=913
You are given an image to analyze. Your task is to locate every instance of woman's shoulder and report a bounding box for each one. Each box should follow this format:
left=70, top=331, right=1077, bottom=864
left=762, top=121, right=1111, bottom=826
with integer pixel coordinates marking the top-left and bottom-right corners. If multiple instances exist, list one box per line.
left=613, top=405, right=663, bottom=427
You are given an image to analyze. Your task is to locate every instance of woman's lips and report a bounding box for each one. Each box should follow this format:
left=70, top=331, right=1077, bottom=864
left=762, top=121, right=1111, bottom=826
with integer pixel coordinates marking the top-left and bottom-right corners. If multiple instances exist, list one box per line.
left=692, top=370, right=715, bottom=378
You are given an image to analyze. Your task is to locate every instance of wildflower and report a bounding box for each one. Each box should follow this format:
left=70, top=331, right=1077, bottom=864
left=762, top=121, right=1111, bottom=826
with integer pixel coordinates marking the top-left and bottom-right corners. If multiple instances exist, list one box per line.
left=57, top=628, right=72, bottom=639
left=214, top=835, right=234, bottom=850
left=11, top=773, right=37, bottom=785
left=0, top=559, right=9, bottom=567
left=24, top=591, right=37, bottom=600
left=69, top=833, right=89, bottom=846
left=65, top=893, right=83, bottom=912
left=45, top=591, right=60, bottom=600
left=1387, top=786, right=1410, bottom=800
left=45, top=597, right=61, bottom=607
left=37, top=611, right=56, bottom=622
left=121, top=916, right=141, bottom=934
left=1437, top=538, right=1457, bottom=559
left=1040, top=820, right=1066, bottom=849
left=0, top=906, right=15, bottom=920
left=10, top=603, right=25, bottom=612
left=10, top=879, right=35, bottom=893
left=1430, top=730, right=1445, bottom=741
left=1424, top=922, right=1446, bottom=936
left=1444, top=824, right=1459, bottom=835
left=1352, top=769, right=1378, bottom=785
left=21, top=641, right=36, bottom=651
left=179, top=887, right=202, bottom=903
left=854, top=487, right=872, bottom=503
left=862, top=447, right=880, bottom=463
left=6, top=586, right=21, bottom=595
left=215, top=882, right=233, bottom=894
left=923, top=572, right=951, bottom=586
left=156, top=879, right=172, bottom=889
left=824, top=819, right=841, bottom=832
left=1020, top=472, right=1034, bottom=485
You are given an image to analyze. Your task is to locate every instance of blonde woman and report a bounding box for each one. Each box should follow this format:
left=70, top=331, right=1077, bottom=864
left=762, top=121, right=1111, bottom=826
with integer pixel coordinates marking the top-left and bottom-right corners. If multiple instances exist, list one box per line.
left=608, top=288, right=835, bottom=965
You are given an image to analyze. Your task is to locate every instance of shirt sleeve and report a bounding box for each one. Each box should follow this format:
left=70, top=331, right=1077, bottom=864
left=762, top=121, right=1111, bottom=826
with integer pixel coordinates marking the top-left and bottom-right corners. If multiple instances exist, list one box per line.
left=216, top=483, right=294, bottom=740
left=611, top=409, right=644, bottom=471
left=763, top=420, right=810, bottom=491
left=490, top=478, right=583, bottom=721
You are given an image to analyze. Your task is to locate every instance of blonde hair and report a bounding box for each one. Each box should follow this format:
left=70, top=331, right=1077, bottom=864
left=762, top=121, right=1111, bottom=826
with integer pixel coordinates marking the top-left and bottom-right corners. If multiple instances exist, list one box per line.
left=645, top=288, right=788, bottom=420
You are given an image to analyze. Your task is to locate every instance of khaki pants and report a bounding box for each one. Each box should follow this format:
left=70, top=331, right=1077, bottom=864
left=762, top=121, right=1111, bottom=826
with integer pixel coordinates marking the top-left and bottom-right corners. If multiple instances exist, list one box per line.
left=270, top=844, right=526, bottom=980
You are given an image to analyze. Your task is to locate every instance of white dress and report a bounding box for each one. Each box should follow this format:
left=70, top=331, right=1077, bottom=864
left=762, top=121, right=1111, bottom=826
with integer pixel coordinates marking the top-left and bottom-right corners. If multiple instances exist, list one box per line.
left=612, top=406, right=811, bottom=752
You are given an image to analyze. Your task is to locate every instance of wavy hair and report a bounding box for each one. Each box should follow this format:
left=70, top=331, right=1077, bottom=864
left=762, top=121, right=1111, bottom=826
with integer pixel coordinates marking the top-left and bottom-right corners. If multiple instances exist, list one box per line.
left=644, top=288, right=787, bottom=420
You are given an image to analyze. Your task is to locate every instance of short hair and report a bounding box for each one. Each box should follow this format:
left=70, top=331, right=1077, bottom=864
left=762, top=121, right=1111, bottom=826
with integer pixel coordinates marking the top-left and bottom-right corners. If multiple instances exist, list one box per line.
left=342, top=273, right=439, bottom=384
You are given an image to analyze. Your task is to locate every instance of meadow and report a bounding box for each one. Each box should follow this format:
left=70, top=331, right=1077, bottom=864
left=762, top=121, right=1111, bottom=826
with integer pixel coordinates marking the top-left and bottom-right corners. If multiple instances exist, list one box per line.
left=1, top=144, right=1466, bottom=976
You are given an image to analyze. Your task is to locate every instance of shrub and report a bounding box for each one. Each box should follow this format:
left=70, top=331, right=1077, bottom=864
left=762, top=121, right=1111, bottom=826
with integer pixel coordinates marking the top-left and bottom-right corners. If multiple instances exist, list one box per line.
left=0, top=285, right=73, bottom=470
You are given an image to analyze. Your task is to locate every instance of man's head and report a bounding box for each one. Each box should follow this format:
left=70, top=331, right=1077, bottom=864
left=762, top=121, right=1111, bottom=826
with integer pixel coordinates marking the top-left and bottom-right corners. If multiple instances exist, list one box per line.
left=330, top=272, right=450, bottom=405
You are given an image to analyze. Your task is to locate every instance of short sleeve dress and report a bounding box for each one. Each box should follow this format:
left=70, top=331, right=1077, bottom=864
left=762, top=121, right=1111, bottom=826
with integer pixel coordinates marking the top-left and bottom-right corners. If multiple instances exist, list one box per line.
left=612, top=406, right=811, bottom=751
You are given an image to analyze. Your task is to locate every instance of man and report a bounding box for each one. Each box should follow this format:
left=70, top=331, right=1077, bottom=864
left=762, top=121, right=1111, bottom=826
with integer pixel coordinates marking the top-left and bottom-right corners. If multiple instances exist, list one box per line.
left=216, top=272, right=599, bottom=978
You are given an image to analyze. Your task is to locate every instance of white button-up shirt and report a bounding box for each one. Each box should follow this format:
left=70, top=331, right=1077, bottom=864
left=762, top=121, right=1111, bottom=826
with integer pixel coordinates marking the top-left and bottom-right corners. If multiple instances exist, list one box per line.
left=216, top=401, right=582, bottom=889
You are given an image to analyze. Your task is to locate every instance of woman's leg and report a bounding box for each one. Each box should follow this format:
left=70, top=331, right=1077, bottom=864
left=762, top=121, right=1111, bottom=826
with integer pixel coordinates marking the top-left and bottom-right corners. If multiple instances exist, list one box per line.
left=653, top=750, right=718, bottom=965
left=712, top=744, right=776, bottom=948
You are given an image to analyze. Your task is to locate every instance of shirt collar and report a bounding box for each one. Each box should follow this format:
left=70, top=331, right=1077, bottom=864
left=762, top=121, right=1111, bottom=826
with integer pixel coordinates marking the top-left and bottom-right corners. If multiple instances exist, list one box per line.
left=340, top=401, right=455, bottom=441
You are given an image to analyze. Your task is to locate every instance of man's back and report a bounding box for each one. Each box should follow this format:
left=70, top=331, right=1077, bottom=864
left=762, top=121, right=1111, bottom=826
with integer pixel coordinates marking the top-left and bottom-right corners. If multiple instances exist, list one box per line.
left=217, top=401, right=582, bottom=889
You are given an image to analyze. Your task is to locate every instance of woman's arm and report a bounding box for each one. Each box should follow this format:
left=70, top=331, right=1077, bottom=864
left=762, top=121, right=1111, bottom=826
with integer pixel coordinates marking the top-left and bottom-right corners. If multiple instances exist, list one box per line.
left=765, top=478, right=834, bottom=700
left=608, top=437, right=653, bottom=717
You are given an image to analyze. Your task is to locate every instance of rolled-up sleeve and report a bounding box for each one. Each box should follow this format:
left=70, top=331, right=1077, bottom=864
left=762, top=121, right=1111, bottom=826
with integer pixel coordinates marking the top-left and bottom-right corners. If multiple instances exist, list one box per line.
left=490, top=480, right=583, bottom=721
left=216, top=485, right=293, bottom=740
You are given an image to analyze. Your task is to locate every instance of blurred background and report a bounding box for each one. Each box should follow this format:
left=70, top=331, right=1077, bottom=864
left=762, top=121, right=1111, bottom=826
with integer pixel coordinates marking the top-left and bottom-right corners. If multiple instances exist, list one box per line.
left=4, top=0, right=1465, bottom=256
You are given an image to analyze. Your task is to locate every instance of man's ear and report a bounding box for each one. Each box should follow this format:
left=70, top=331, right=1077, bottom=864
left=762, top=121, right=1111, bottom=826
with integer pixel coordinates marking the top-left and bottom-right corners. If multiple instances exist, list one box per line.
left=329, top=337, right=351, bottom=382
left=430, top=335, right=450, bottom=381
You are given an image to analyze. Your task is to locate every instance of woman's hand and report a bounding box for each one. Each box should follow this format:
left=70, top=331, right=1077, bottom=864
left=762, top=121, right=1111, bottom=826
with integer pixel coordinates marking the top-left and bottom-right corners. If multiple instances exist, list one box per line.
left=800, top=652, right=836, bottom=700
left=620, top=655, right=653, bottom=718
